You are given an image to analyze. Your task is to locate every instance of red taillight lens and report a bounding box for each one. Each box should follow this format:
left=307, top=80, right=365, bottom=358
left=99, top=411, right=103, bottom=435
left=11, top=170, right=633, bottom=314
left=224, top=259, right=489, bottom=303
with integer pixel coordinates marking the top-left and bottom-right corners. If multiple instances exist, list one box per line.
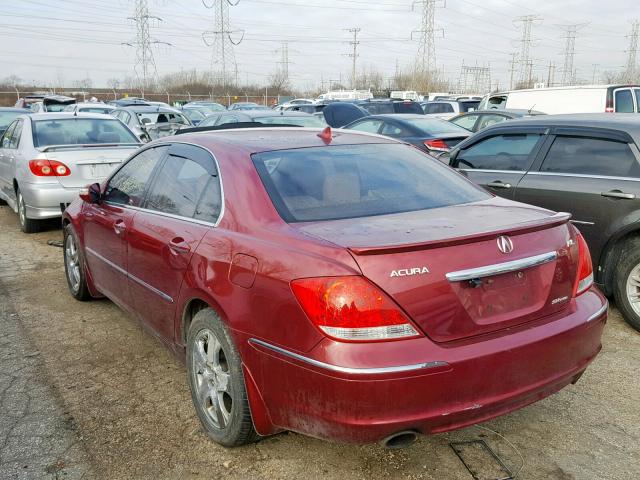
left=290, top=276, right=421, bottom=342
left=424, top=139, right=449, bottom=151
left=573, top=232, right=593, bottom=296
left=29, top=159, right=71, bottom=177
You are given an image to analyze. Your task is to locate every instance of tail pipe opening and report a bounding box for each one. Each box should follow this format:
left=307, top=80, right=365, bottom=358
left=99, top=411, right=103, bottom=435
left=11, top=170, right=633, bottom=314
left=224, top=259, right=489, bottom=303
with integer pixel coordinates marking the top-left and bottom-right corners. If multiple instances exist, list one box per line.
left=379, top=430, right=419, bottom=449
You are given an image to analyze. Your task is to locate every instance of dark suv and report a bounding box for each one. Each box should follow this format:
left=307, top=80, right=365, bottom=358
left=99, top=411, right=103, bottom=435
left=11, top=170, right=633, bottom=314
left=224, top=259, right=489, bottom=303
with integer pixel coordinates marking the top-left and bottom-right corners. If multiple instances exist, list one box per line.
left=449, top=114, right=640, bottom=330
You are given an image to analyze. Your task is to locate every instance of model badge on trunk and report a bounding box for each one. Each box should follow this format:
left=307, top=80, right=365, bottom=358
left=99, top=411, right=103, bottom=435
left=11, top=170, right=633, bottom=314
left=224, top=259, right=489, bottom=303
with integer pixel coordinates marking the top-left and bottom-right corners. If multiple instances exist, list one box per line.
left=497, top=235, right=514, bottom=254
left=390, top=267, right=430, bottom=278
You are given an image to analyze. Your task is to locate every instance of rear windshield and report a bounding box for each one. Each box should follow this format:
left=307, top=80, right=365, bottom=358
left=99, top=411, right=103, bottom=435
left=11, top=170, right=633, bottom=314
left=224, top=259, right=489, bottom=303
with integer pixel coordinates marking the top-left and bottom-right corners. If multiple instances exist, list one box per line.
left=136, top=111, right=189, bottom=125
left=460, top=101, right=480, bottom=112
left=257, top=115, right=326, bottom=127
left=403, top=118, right=469, bottom=135
left=253, top=143, right=489, bottom=222
left=79, top=107, right=114, bottom=114
left=33, top=118, right=139, bottom=147
left=361, top=103, right=395, bottom=115
left=46, top=104, right=71, bottom=112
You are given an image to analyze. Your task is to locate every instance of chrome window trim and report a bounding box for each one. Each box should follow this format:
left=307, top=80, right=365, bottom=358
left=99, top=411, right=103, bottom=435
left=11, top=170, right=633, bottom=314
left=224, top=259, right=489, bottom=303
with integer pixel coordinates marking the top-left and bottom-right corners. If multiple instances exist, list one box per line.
left=446, top=251, right=558, bottom=282
left=460, top=168, right=526, bottom=174
left=248, top=338, right=449, bottom=375
left=525, top=171, right=640, bottom=182
left=587, top=301, right=608, bottom=322
left=86, top=247, right=174, bottom=303
left=570, top=220, right=595, bottom=226
left=102, top=140, right=225, bottom=228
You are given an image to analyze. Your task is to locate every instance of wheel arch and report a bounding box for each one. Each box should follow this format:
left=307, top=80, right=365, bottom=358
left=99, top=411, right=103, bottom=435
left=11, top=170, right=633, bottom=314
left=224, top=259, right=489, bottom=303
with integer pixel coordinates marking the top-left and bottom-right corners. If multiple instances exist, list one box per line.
left=598, top=227, right=640, bottom=295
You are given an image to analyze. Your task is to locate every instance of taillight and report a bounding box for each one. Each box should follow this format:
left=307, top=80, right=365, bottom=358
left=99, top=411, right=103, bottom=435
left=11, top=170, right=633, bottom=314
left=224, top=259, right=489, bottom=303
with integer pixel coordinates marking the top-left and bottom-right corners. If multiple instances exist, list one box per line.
left=573, top=232, right=593, bottom=296
left=424, top=139, right=449, bottom=151
left=290, top=276, right=421, bottom=342
left=29, top=159, right=71, bottom=176
left=605, top=93, right=614, bottom=113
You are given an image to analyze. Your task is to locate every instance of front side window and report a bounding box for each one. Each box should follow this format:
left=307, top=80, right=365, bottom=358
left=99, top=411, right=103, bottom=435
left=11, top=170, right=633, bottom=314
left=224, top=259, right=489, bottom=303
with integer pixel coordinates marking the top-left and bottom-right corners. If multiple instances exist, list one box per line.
left=253, top=143, right=489, bottom=223
left=541, top=136, right=639, bottom=178
left=145, top=147, right=219, bottom=220
left=103, top=146, right=167, bottom=206
left=32, top=118, right=139, bottom=147
left=457, top=134, right=541, bottom=171
left=615, top=89, right=634, bottom=113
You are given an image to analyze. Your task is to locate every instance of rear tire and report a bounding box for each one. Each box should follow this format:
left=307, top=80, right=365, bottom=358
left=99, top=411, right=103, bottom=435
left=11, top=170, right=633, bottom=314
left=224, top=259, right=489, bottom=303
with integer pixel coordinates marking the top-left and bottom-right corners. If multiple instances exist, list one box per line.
left=16, top=187, right=41, bottom=234
left=613, top=237, right=640, bottom=331
left=63, top=224, right=92, bottom=301
left=186, top=309, right=258, bottom=447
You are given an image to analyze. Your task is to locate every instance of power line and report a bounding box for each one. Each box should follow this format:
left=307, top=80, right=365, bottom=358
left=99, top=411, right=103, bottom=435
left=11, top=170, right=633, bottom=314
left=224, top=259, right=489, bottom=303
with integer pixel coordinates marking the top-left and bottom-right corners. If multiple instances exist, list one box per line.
left=122, top=0, right=170, bottom=91
left=202, top=0, right=244, bottom=88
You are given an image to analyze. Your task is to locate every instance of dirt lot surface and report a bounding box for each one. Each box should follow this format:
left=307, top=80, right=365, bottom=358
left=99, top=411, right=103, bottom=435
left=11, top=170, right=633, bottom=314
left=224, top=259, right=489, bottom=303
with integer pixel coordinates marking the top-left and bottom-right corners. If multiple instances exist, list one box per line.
left=0, top=204, right=639, bottom=480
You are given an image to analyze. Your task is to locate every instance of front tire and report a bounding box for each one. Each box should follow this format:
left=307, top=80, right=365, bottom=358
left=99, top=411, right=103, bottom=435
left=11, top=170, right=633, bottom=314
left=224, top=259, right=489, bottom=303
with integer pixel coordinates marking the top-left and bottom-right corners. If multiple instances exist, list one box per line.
left=186, top=309, right=258, bottom=447
left=16, top=187, right=41, bottom=234
left=613, top=237, right=640, bottom=331
left=63, top=224, right=92, bottom=301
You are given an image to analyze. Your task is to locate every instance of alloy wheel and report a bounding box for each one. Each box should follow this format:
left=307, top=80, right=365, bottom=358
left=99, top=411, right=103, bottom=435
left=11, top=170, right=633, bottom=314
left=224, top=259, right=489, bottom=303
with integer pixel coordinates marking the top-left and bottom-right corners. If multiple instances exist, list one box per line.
left=191, top=328, right=233, bottom=430
left=625, top=263, right=640, bottom=317
left=65, top=233, right=81, bottom=294
left=17, top=191, right=26, bottom=227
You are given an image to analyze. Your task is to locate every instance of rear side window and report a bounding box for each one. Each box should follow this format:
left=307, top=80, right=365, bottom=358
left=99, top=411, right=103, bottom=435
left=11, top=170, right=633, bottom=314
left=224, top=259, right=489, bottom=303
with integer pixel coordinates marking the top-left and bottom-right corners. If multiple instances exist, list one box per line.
left=9, top=120, right=22, bottom=148
left=347, top=119, right=382, bottom=133
left=252, top=143, right=489, bottom=222
left=104, top=146, right=167, bottom=207
left=476, top=114, right=507, bottom=130
left=541, top=136, right=640, bottom=178
left=33, top=118, right=139, bottom=147
left=457, top=134, right=541, bottom=171
left=145, top=146, right=220, bottom=221
left=635, top=89, right=640, bottom=112
left=451, top=114, right=478, bottom=131
left=615, top=89, right=634, bottom=113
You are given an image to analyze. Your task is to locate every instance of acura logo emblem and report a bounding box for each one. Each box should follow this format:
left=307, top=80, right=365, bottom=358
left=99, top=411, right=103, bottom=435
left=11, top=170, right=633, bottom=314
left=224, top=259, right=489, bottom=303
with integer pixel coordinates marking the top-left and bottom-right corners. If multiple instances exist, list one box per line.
left=497, top=235, right=514, bottom=254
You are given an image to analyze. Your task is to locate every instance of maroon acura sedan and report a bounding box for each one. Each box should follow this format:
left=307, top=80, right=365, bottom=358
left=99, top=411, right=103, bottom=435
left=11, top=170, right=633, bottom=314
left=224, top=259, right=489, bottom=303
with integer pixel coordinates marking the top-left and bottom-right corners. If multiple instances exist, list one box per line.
left=62, top=127, right=607, bottom=448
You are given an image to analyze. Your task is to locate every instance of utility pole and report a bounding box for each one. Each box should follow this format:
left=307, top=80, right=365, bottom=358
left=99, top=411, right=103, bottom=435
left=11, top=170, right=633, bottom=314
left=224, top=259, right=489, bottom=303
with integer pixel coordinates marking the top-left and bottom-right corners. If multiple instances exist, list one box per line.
left=202, top=0, right=244, bottom=88
left=411, top=0, right=445, bottom=77
left=122, top=0, right=170, bottom=93
left=624, top=20, right=640, bottom=83
left=344, top=27, right=361, bottom=89
left=547, top=60, right=556, bottom=87
left=508, top=52, right=518, bottom=90
left=514, top=15, right=542, bottom=88
left=559, top=23, right=587, bottom=86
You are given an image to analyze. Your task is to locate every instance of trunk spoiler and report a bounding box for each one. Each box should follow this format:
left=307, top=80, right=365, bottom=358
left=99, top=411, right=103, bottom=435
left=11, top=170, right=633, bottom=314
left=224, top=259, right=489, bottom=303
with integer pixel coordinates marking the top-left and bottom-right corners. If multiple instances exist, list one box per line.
left=38, top=143, right=141, bottom=152
left=348, top=212, right=572, bottom=256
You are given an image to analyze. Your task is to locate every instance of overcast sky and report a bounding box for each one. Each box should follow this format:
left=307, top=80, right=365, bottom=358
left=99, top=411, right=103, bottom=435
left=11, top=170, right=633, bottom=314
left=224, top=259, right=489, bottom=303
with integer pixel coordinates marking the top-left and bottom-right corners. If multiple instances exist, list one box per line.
left=0, top=0, right=636, bottom=92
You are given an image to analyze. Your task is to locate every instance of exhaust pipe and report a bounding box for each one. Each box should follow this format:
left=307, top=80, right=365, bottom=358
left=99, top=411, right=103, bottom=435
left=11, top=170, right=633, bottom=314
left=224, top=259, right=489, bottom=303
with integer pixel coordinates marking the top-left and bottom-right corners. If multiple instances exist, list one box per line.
left=379, top=430, right=419, bottom=449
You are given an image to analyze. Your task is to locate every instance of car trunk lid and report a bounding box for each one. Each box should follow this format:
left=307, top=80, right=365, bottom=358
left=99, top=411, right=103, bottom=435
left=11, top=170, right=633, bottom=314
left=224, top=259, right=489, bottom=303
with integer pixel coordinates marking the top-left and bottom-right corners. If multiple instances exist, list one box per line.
left=39, top=145, right=139, bottom=188
left=295, top=198, right=578, bottom=343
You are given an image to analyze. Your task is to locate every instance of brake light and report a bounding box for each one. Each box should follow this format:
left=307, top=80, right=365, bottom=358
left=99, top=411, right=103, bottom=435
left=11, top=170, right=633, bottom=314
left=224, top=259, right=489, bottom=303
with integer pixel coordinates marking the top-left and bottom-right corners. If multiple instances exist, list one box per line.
left=605, top=93, right=614, bottom=112
left=29, top=159, right=71, bottom=176
left=290, top=276, right=421, bottom=341
left=424, top=139, right=449, bottom=151
left=573, top=232, right=593, bottom=296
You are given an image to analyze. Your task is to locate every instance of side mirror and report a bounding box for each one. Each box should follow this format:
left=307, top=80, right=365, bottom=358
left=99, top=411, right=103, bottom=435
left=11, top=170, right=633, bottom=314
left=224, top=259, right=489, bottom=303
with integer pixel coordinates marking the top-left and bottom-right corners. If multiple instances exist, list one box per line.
left=79, top=183, right=101, bottom=204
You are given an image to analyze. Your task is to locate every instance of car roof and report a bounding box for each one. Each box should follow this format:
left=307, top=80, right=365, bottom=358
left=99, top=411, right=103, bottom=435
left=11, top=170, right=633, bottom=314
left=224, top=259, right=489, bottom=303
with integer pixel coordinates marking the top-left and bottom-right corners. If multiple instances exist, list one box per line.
left=173, top=127, right=396, bottom=154
left=245, top=111, right=314, bottom=118
left=118, top=106, right=182, bottom=113
left=359, top=114, right=435, bottom=121
left=500, top=113, right=640, bottom=131
left=27, top=112, right=119, bottom=120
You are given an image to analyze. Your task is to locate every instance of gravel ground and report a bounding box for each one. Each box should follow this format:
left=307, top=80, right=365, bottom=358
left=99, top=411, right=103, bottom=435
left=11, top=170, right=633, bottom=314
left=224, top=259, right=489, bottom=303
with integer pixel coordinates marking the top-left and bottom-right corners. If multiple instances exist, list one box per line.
left=0, top=204, right=639, bottom=480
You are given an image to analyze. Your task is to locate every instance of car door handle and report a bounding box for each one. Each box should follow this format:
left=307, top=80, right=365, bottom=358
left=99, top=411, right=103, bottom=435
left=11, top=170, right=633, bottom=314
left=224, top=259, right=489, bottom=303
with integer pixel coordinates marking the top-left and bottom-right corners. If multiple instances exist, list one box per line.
left=113, top=220, right=126, bottom=235
left=487, top=181, right=512, bottom=189
left=169, top=237, right=190, bottom=254
left=601, top=190, right=636, bottom=200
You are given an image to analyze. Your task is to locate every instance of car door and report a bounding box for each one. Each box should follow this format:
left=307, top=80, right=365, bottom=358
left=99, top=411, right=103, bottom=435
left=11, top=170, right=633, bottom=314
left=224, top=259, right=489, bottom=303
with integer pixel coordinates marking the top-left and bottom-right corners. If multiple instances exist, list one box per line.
left=452, top=129, right=546, bottom=199
left=514, top=129, right=640, bottom=265
left=126, top=143, right=220, bottom=341
left=83, top=145, right=168, bottom=310
left=0, top=121, right=17, bottom=200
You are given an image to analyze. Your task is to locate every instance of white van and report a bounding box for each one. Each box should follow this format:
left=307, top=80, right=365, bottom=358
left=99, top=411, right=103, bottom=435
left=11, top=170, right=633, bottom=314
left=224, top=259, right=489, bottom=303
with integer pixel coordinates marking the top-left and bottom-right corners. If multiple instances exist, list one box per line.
left=478, top=85, right=640, bottom=114
left=317, top=90, right=373, bottom=101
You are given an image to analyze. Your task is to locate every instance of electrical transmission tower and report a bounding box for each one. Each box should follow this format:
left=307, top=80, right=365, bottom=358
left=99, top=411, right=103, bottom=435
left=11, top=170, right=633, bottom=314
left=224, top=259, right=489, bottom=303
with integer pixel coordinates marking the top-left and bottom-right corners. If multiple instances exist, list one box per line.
left=624, top=20, right=640, bottom=83
left=508, top=52, right=518, bottom=90
left=276, top=42, right=290, bottom=84
left=123, top=0, right=170, bottom=92
left=559, top=24, right=587, bottom=86
left=344, top=28, right=361, bottom=89
left=457, top=61, right=491, bottom=94
left=514, top=15, right=542, bottom=88
left=202, top=0, right=244, bottom=88
left=411, top=0, right=445, bottom=76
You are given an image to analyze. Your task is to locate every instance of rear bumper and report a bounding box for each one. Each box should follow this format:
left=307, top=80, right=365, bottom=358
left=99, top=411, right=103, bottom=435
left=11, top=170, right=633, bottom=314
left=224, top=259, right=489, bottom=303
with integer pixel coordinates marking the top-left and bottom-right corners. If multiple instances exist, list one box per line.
left=20, top=182, right=80, bottom=219
left=242, top=289, right=607, bottom=444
